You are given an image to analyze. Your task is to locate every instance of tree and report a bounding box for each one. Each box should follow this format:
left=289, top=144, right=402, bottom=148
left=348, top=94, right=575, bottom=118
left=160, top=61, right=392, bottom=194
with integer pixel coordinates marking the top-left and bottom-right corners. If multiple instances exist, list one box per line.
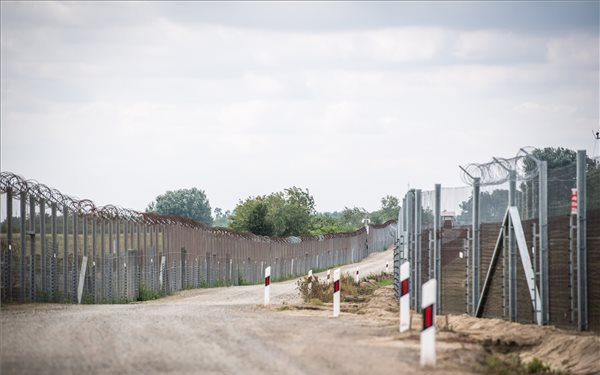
left=213, top=207, right=231, bottom=227
left=309, top=212, right=356, bottom=235
left=339, top=206, right=369, bottom=229
left=370, top=195, right=400, bottom=224
left=228, top=187, right=315, bottom=237
left=523, top=147, right=578, bottom=172
left=456, top=189, right=509, bottom=224
left=146, top=188, right=213, bottom=225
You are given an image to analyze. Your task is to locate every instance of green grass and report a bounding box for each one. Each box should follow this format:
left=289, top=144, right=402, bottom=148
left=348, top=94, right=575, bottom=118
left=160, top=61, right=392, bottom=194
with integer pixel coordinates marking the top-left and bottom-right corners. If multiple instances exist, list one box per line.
left=483, top=355, right=565, bottom=375
left=375, top=276, right=394, bottom=287
left=137, top=286, right=163, bottom=302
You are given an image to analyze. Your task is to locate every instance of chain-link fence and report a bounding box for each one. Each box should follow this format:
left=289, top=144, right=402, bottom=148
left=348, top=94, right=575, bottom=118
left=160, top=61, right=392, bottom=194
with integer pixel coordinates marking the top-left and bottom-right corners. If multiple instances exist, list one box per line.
left=0, top=172, right=396, bottom=304
left=394, top=148, right=599, bottom=332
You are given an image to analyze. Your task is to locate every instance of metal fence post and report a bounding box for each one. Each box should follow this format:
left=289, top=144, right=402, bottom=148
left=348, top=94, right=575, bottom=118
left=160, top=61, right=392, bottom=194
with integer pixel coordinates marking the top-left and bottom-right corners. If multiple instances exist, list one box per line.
left=62, top=204, right=68, bottom=301
left=539, top=160, right=549, bottom=325
left=576, top=150, right=588, bottom=331
left=5, top=189, right=13, bottom=301
left=472, top=178, right=480, bottom=315
left=51, top=203, right=57, bottom=301
left=29, top=195, right=36, bottom=301
left=40, top=199, right=46, bottom=299
left=508, top=170, right=517, bottom=322
left=415, top=189, right=422, bottom=312
left=434, top=183, right=441, bottom=313
left=73, top=211, right=78, bottom=303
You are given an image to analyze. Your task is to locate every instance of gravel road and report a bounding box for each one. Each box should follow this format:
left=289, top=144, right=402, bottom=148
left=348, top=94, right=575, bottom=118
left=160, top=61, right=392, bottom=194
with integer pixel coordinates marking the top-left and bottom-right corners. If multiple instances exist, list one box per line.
left=0, top=248, right=477, bottom=375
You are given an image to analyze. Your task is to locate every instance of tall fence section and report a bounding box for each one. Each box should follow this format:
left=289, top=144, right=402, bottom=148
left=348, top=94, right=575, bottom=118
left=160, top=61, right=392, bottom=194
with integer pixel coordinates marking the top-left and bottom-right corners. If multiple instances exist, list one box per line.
left=393, top=148, right=599, bottom=332
left=0, top=172, right=396, bottom=304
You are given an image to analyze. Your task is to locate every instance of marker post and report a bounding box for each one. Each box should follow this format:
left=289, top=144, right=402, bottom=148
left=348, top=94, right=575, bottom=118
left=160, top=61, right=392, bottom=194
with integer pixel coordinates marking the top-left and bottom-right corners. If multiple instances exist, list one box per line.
left=400, top=262, right=410, bottom=333
left=355, top=267, right=360, bottom=284
left=421, top=279, right=437, bottom=367
left=333, top=268, right=341, bottom=317
left=308, top=269, right=313, bottom=293
left=386, top=262, right=389, bottom=274
left=327, top=269, right=331, bottom=284
left=264, top=266, right=271, bottom=305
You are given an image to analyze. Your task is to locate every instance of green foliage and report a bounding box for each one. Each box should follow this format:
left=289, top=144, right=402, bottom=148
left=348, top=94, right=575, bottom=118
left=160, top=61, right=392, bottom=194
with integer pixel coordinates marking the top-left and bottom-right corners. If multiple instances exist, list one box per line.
left=147, top=187, right=213, bottom=225
left=237, top=274, right=251, bottom=286
left=523, top=147, right=578, bottom=172
left=309, top=213, right=356, bottom=235
left=457, top=189, right=508, bottom=224
left=213, top=207, right=231, bottom=227
left=483, top=355, right=563, bottom=375
left=370, top=195, right=400, bottom=224
left=588, top=164, right=600, bottom=210
left=340, top=206, right=369, bottom=228
left=229, top=187, right=315, bottom=236
left=137, top=285, right=163, bottom=301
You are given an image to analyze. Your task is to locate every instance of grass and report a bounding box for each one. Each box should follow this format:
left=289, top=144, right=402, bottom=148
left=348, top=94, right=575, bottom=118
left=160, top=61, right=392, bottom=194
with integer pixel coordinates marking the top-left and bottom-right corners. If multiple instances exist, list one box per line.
left=237, top=275, right=251, bottom=286
left=483, top=355, right=566, bottom=375
left=137, top=285, right=163, bottom=302
left=297, top=272, right=391, bottom=303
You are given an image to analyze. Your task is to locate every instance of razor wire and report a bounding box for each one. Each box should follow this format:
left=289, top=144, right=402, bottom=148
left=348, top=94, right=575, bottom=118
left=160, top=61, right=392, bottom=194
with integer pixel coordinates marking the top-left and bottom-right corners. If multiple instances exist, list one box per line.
left=0, top=172, right=397, bottom=304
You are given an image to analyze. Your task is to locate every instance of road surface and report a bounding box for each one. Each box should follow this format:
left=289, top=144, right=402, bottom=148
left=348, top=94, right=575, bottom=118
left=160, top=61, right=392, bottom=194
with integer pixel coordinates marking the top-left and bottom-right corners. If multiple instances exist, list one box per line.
left=0, top=248, right=478, bottom=375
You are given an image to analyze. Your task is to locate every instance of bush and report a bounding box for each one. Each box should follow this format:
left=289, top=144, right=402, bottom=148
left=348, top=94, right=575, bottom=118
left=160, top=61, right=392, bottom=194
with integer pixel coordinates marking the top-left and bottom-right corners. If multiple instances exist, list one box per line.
left=297, top=273, right=378, bottom=303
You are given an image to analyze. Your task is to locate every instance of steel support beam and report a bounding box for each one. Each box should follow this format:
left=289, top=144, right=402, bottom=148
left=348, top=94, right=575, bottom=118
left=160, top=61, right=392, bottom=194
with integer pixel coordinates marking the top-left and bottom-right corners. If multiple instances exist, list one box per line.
left=576, top=150, right=588, bottom=331
left=415, top=189, right=422, bottom=312
left=508, top=170, right=517, bottom=322
left=434, top=183, right=441, bottom=312
left=472, top=178, right=480, bottom=314
left=539, top=161, right=549, bottom=325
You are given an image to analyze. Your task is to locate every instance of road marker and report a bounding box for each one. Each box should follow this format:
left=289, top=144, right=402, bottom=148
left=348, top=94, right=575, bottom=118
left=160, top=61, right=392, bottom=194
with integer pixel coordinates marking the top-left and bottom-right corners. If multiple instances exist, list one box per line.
left=400, top=261, right=410, bottom=333
left=159, top=256, right=166, bottom=289
left=264, top=266, right=271, bottom=305
left=327, top=269, right=331, bottom=284
left=386, top=262, right=389, bottom=274
left=355, top=267, right=360, bottom=284
left=421, top=279, right=437, bottom=367
left=308, top=269, right=313, bottom=293
left=333, top=268, right=341, bottom=317
left=77, top=256, right=88, bottom=304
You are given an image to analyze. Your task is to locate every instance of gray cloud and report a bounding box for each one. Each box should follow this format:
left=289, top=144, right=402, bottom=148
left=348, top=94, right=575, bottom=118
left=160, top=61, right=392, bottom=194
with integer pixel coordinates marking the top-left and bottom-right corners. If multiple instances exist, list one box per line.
left=1, top=2, right=598, bottom=213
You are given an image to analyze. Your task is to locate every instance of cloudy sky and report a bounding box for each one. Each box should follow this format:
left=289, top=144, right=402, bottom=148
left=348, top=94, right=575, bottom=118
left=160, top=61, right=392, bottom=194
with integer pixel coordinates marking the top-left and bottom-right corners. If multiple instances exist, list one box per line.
left=1, top=1, right=598, bottom=214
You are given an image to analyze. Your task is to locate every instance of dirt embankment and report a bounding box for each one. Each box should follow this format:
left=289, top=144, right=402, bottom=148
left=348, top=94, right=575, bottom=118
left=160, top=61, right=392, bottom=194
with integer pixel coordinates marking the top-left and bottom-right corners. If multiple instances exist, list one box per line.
left=282, top=281, right=600, bottom=375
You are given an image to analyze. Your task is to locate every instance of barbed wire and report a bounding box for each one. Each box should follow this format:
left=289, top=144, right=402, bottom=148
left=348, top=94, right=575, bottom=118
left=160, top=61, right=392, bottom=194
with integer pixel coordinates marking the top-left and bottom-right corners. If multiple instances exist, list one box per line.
left=0, top=172, right=393, bottom=244
left=460, top=147, right=540, bottom=186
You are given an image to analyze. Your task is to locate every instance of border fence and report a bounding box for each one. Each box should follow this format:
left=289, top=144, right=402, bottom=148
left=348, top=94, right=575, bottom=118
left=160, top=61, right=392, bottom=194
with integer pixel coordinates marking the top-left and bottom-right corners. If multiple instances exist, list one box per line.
left=393, top=148, right=599, bottom=331
left=0, top=172, right=396, bottom=305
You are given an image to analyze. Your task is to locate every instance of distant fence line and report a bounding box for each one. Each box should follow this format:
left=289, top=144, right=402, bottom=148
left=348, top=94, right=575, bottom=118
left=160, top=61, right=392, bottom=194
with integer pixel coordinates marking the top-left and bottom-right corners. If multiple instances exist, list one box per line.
left=0, top=172, right=396, bottom=304
left=393, top=148, right=599, bottom=332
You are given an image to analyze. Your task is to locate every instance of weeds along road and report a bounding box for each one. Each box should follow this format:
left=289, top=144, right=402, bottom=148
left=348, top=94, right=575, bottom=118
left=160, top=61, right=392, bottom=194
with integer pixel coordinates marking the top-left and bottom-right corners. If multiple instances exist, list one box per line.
left=1, top=249, right=473, bottom=375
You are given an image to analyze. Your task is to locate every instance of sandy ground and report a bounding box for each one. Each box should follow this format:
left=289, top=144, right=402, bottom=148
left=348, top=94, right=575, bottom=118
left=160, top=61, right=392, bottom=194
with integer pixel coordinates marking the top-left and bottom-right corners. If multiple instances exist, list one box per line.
left=2, top=248, right=598, bottom=375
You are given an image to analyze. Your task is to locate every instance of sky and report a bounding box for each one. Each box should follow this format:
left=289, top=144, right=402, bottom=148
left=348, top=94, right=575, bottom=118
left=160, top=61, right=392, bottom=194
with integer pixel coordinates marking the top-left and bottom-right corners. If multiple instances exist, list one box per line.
left=1, top=1, right=599, bottom=214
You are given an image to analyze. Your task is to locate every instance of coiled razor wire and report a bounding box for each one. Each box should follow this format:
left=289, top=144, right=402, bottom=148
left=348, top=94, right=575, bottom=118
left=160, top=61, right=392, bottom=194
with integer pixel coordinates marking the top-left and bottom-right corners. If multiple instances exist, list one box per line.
left=0, top=171, right=394, bottom=244
left=459, top=147, right=540, bottom=186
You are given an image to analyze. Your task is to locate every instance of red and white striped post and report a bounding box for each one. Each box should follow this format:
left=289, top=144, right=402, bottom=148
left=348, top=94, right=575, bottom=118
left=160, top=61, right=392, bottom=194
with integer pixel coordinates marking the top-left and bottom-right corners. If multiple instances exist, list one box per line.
left=333, top=268, right=341, bottom=317
left=400, top=261, right=410, bottom=333
left=264, top=266, right=271, bottom=305
left=355, top=267, right=360, bottom=284
left=421, top=279, right=437, bottom=367
left=571, top=188, right=578, bottom=215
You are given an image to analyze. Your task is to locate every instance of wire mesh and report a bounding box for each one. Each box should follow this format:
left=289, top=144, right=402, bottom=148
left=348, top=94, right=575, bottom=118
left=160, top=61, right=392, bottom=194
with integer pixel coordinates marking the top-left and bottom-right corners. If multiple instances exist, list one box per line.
left=0, top=172, right=396, bottom=304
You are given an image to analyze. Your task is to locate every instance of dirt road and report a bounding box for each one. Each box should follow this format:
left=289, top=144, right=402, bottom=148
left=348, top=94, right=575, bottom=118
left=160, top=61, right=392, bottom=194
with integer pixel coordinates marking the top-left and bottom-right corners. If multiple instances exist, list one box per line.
left=3, top=248, right=597, bottom=375
left=3, top=249, right=435, bottom=375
